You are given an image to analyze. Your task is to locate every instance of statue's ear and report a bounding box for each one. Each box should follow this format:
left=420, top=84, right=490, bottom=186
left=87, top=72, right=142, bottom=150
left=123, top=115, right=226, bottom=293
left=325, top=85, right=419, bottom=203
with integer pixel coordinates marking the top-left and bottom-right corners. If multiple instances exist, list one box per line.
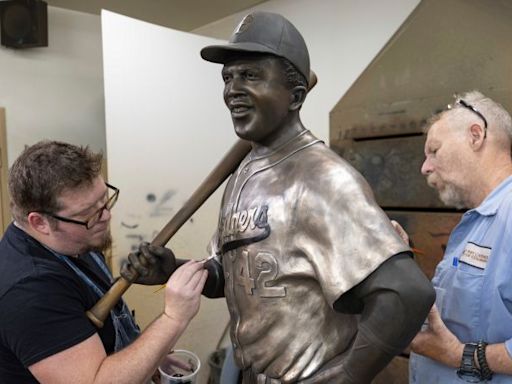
left=289, top=85, right=307, bottom=111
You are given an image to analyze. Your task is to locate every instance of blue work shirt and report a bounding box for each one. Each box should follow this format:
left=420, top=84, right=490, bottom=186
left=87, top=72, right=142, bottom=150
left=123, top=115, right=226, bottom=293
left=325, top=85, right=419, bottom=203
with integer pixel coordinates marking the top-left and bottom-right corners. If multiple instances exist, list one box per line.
left=410, top=176, right=512, bottom=383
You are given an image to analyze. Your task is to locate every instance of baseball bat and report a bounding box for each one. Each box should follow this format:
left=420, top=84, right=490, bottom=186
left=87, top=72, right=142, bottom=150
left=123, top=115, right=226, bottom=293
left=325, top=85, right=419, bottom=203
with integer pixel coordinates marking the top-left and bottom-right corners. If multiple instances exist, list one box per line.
left=86, top=139, right=251, bottom=327
left=86, top=70, right=318, bottom=328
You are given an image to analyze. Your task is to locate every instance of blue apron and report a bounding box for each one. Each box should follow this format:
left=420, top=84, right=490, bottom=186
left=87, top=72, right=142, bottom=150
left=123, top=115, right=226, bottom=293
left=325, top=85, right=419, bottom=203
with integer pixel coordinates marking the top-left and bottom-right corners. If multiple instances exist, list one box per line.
left=50, top=250, right=140, bottom=351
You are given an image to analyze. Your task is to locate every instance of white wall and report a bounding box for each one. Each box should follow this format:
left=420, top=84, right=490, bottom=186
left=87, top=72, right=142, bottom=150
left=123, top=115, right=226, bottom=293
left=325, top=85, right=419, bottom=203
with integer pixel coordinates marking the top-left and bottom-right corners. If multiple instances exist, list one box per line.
left=0, top=7, right=105, bottom=165
left=102, top=11, right=234, bottom=384
left=194, top=0, right=421, bottom=143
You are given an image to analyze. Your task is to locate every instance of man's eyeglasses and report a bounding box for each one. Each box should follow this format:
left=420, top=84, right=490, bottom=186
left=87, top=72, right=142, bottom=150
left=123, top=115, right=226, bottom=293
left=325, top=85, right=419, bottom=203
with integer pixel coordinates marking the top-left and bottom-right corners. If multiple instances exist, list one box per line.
left=40, top=183, right=119, bottom=229
left=448, top=98, right=488, bottom=138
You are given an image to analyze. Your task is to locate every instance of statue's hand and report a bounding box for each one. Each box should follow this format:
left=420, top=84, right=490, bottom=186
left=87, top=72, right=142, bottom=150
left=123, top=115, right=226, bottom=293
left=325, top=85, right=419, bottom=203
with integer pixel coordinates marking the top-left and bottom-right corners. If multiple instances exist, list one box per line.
left=120, top=242, right=177, bottom=285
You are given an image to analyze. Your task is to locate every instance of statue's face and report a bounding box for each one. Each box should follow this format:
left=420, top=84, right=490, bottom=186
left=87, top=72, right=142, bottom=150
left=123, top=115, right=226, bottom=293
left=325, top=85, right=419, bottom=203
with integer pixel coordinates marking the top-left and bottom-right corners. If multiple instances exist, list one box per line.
left=222, top=56, right=291, bottom=144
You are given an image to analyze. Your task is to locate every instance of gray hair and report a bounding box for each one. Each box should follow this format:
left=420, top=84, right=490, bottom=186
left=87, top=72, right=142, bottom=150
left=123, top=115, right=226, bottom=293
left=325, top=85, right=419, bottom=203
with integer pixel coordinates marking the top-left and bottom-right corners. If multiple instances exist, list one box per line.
left=424, top=91, right=512, bottom=146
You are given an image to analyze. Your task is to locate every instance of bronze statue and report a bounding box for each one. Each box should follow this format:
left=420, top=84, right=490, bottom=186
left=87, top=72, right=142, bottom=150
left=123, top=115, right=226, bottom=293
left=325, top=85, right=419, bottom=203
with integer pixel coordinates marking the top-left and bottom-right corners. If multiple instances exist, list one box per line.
left=195, top=11, right=435, bottom=383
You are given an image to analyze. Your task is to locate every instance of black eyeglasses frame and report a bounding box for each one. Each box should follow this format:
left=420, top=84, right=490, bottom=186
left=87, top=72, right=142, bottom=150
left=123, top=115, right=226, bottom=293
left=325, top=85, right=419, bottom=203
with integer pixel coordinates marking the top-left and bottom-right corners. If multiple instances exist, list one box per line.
left=38, top=183, right=119, bottom=230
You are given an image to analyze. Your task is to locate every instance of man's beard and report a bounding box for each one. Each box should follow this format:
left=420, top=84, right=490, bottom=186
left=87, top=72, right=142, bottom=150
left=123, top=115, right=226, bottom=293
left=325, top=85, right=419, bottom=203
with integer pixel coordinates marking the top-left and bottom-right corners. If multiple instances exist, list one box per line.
left=438, top=184, right=467, bottom=209
left=90, top=230, right=113, bottom=253
left=428, top=176, right=467, bottom=209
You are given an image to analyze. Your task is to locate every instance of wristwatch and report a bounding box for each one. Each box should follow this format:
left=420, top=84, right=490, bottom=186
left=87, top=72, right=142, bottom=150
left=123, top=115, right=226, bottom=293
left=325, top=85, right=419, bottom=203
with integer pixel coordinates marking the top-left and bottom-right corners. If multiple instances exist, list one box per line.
left=456, top=343, right=481, bottom=382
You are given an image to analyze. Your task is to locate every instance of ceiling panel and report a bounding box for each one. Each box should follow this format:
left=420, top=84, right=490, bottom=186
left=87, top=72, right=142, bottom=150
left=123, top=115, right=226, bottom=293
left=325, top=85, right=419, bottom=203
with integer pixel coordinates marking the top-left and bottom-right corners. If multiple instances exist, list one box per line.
left=45, top=0, right=267, bottom=31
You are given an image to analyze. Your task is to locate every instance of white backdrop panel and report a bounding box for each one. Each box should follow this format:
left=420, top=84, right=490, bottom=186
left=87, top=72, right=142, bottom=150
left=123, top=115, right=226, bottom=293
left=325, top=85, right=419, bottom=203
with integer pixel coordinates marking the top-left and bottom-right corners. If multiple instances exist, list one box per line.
left=103, top=10, right=235, bottom=265
left=102, top=11, right=233, bottom=382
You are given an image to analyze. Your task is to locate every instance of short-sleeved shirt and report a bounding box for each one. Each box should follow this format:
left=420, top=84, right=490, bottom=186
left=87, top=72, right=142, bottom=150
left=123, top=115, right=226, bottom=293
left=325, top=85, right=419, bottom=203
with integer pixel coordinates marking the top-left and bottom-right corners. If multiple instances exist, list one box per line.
left=410, top=176, right=512, bottom=383
left=212, top=130, right=409, bottom=382
left=0, top=223, right=116, bottom=383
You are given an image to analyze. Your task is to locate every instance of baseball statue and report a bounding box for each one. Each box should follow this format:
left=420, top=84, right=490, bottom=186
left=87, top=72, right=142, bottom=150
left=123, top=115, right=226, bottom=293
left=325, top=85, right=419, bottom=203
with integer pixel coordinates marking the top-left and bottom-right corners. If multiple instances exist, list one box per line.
left=195, top=11, right=435, bottom=384
left=116, top=10, right=436, bottom=384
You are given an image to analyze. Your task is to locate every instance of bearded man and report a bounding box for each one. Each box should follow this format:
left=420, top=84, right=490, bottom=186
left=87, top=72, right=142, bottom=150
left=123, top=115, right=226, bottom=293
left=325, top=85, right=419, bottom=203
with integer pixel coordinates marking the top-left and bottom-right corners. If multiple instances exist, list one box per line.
left=0, top=140, right=207, bottom=383
left=409, top=91, right=512, bottom=383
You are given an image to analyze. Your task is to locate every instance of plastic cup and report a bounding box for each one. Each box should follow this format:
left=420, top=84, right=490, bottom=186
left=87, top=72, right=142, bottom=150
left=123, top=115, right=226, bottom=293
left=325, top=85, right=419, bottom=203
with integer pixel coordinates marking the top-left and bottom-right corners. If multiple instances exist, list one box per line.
left=159, top=349, right=201, bottom=384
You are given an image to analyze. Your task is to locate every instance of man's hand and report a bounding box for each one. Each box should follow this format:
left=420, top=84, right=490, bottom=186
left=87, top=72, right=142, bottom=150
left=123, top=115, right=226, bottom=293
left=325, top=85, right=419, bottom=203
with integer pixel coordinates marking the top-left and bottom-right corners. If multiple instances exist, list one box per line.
left=163, top=260, right=208, bottom=325
left=120, top=242, right=176, bottom=285
left=390, top=219, right=410, bottom=245
left=410, top=305, right=463, bottom=368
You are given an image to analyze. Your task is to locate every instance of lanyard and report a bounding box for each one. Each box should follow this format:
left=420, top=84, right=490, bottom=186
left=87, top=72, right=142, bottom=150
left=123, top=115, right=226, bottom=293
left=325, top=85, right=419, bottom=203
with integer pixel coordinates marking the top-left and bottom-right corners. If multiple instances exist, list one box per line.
left=47, top=248, right=140, bottom=350
left=49, top=249, right=112, bottom=298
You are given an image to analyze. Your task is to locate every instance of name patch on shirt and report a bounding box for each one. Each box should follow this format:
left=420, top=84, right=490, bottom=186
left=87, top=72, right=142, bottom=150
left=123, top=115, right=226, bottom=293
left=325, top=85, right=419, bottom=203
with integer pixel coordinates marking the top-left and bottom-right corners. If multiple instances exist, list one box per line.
left=459, top=242, right=491, bottom=269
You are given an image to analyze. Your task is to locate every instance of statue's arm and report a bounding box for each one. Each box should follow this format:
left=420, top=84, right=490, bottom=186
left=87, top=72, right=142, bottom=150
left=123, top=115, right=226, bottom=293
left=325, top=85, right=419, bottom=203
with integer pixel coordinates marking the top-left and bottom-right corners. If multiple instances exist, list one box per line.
left=333, top=252, right=435, bottom=383
left=201, top=258, right=225, bottom=298
left=168, top=258, right=225, bottom=298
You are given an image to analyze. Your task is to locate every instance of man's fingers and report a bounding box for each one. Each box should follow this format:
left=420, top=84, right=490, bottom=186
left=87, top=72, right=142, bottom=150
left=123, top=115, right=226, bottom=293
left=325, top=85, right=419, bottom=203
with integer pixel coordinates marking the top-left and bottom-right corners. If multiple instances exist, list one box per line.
left=427, top=305, right=443, bottom=329
left=169, top=260, right=206, bottom=286
left=186, top=268, right=208, bottom=292
left=194, top=269, right=208, bottom=293
left=391, top=220, right=409, bottom=244
left=164, top=355, right=193, bottom=371
left=410, top=331, right=429, bottom=353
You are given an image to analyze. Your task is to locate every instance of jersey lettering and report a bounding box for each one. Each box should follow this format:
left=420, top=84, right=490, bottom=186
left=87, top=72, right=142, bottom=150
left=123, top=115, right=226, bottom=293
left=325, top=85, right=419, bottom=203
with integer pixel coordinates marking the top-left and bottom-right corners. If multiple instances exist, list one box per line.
left=236, top=250, right=255, bottom=295
left=234, top=250, right=286, bottom=298
left=223, top=205, right=268, bottom=237
left=255, top=252, right=286, bottom=298
left=221, top=205, right=271, bottom=253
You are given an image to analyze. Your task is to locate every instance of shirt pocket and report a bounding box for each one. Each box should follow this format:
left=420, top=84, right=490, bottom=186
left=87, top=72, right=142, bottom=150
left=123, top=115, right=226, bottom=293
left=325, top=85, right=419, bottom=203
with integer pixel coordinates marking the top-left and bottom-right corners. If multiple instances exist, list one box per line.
left=442, top=263, right=485, bottom=335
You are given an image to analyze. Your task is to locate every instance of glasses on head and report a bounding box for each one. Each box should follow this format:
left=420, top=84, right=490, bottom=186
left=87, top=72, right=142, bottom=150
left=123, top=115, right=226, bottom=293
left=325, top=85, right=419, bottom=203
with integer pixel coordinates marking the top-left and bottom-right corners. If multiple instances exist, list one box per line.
left=448, top=98, right=488, bottom=138
left=40, top=183, right=119, bottom=230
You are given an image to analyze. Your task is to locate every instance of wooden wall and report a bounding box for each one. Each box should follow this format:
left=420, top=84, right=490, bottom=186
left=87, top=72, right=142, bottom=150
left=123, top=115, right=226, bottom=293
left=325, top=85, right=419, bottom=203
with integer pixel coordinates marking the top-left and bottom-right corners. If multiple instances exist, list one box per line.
left=0, top=108, right=11, bottom=234
left=331, top=123, right=460, bottom=382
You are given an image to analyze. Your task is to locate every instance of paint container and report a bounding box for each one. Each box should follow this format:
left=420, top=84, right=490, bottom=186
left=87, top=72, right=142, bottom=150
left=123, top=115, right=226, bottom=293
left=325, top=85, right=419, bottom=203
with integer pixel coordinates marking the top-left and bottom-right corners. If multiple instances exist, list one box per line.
left=159, top=349, right=200, bottom=384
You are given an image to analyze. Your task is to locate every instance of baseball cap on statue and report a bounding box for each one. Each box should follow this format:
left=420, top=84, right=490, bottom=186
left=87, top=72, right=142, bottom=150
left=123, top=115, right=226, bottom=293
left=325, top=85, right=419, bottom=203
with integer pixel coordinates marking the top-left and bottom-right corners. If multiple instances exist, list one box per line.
left=200, top=11, right=310, bottom=85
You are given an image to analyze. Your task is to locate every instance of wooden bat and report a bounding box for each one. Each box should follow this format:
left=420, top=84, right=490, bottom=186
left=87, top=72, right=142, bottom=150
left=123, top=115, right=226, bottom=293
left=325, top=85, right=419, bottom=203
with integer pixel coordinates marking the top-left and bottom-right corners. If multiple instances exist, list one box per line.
left=86, top=70, right=318, bottom=328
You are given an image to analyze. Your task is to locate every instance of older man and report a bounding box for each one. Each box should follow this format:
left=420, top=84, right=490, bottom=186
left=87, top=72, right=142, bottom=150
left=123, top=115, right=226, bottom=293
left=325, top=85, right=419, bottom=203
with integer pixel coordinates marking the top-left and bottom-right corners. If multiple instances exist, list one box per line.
left=409, top=91, right=512, bottom=383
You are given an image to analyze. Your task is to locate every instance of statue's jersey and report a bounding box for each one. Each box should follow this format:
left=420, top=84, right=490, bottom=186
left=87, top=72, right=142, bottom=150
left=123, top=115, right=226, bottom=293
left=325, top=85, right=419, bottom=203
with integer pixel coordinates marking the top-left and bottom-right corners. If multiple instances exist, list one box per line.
left=210, top=130, right=409, bottom=383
